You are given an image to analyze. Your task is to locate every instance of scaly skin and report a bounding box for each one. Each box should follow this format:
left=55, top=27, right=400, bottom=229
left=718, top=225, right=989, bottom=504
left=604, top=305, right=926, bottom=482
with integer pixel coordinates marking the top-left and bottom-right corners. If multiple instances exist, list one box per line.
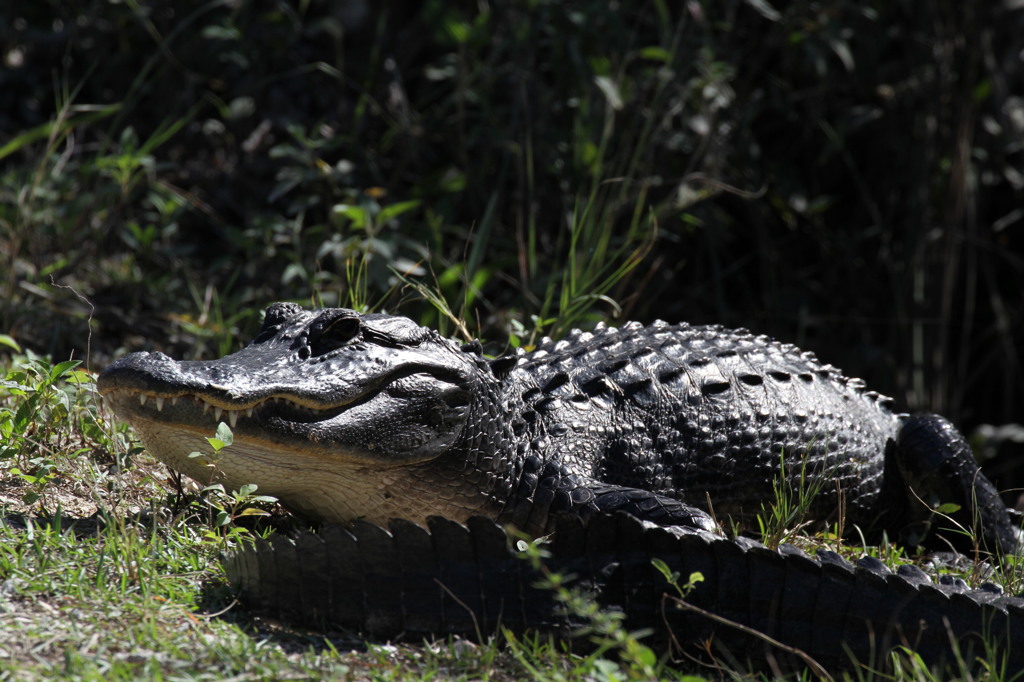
left=222, top=512, right=1024, bottom=674
left=98, top=302, right=1018, bottom=553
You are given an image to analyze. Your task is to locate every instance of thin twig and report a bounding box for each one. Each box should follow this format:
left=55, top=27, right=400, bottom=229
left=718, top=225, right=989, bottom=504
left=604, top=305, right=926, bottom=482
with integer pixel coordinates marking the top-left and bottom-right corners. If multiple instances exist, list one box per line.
left=661, top=594, right=835, bottom=682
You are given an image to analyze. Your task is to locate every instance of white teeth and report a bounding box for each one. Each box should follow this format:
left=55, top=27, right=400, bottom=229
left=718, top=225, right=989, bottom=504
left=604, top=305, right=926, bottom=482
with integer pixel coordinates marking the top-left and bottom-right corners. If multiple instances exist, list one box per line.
left=130, top=391, right=313, bottom=425
left=135, top=392, right=255, bottom=426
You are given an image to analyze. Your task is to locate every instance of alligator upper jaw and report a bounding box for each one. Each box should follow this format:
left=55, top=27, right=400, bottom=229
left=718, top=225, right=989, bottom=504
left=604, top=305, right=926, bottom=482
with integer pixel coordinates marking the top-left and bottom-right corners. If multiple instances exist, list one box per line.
left=99, top=386, right=385, bottom=470
left=101, top=363, right=475, bottom=470
left=101, top=386, right=346, bottom=432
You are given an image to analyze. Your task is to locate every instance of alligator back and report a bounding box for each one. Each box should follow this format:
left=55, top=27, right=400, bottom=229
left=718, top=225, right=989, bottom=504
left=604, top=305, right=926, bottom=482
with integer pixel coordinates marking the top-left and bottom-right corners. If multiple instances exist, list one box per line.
left=501, top=321, right=900, bottom=530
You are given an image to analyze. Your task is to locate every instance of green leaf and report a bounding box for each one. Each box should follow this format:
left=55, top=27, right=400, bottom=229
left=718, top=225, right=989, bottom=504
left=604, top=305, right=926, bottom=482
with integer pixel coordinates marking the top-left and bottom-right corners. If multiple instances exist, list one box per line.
left=444, top=17, right=471, bottom=44
left=50, top=359, right=82, bottom=382
left=972, top=80, right=992, bottom=102
left=744, top=0, right=781, bottom=21
left=207, top=422, right=234, bottom=451
left=0, top=335, right=21, bottom=353
left=438, top=169, right=466, bottom=193
left=632, top=644, right=657, bottom=667
left=593, top=75, right=623, bottom=111
left=377, top=200, right=421, bottom=224
left=828, top=38, right=855, bottom=72
left=651, top=557, right=675, bottom=581
left=216, top=421, right=234, bottom=445
left=331, top=204, right=369, bottom=229
left=236, top=507, right=271, bottom=517
left=14, top=402, right=33, bottom=432
left=236, top=483, right=258, bottom=498
left=0, top=103, right=120, bottom=161
left=187, top=452, right=212, bottom=467
left=201, top=24, right=241, bottom=41
left=936, top=502, right=962, bottom=515
left=638, top=46, right=671, bottom=62
left=66, top=369, right=94, bottom=385
left=1, top=380, right=30, bottom=395
left=591, top=660, right=620, bottom=677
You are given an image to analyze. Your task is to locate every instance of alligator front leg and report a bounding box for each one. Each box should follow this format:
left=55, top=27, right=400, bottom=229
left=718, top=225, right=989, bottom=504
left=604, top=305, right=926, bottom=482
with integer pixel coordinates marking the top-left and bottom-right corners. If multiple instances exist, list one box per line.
left=498, top=459, right=719, bottom=535
left=891, top=414, right=1020, bottom=556
left=586, top=483, right=721, bottom=530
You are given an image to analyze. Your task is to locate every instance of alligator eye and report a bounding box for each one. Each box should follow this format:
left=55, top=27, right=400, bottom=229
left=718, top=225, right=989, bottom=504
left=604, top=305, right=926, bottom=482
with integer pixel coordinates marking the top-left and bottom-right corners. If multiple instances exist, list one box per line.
left=460, top=340, right=483, bottom=356
left=311, top=313, right=361, bottom=355
left=325, top=316, right=360, bottom=342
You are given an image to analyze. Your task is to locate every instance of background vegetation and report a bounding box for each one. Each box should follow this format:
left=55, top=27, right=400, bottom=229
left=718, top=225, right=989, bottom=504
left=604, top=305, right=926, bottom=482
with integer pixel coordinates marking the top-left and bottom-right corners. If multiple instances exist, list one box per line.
left=3, top=0, right=1023, bottom=425
left=2, top=0, right=1024, bottom=678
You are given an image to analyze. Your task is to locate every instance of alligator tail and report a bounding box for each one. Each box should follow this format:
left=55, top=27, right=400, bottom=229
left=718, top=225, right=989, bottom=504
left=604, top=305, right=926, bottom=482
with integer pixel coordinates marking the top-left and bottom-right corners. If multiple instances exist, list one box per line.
left=222, top=513, right=1024, bottom=675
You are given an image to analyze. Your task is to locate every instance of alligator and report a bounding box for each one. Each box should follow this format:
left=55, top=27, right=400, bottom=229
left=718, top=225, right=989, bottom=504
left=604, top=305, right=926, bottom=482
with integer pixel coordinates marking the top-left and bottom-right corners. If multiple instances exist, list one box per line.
left=98, top=303, right=1024, bottom=672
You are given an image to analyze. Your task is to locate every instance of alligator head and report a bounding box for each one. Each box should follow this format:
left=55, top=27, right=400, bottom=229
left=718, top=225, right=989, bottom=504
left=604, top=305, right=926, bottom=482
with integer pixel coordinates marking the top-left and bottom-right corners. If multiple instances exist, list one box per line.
left=98, top=302, right=497, bottom=524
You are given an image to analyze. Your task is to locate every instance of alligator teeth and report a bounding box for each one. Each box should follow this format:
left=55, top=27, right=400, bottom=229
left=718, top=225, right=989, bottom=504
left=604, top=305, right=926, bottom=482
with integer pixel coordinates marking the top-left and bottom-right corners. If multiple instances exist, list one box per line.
left=136, top=392, right=318, bottom=423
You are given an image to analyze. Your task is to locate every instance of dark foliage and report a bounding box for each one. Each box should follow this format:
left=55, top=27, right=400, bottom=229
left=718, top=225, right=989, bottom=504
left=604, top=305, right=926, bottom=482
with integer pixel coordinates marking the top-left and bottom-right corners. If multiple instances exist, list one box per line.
left=2, top=0, right=1023, bottom=435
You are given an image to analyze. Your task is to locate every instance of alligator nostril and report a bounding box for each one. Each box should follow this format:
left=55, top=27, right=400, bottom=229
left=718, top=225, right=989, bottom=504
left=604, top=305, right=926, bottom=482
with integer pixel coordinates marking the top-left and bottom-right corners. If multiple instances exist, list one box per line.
left=207, top=367, right=234, bottom=382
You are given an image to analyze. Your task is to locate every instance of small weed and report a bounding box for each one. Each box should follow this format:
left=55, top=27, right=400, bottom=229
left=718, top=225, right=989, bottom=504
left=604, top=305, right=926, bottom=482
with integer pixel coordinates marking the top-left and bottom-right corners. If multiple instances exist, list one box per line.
left=756, top=449, right=833, bottom=549
left=180, top=422, right=279, bottom=543
left=198, top=482, right=278, bottom=545
left=505, top=533, right=679, bottom=681
left=0, top=348, right=97, bottom=506
left=651, top=558, right=705, bottom=600
left=186, top=420, right=235, bottom=470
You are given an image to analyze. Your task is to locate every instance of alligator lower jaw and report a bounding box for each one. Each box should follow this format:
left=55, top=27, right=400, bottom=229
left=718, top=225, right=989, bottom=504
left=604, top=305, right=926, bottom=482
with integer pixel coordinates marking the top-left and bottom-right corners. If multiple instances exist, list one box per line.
left=100, top=388, right=484, bottom=525
left=99, top=398, right=488, bottom=526
left=100, top=386, right=362, bottom=477
left=116, top=417, right=432, bottom=524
